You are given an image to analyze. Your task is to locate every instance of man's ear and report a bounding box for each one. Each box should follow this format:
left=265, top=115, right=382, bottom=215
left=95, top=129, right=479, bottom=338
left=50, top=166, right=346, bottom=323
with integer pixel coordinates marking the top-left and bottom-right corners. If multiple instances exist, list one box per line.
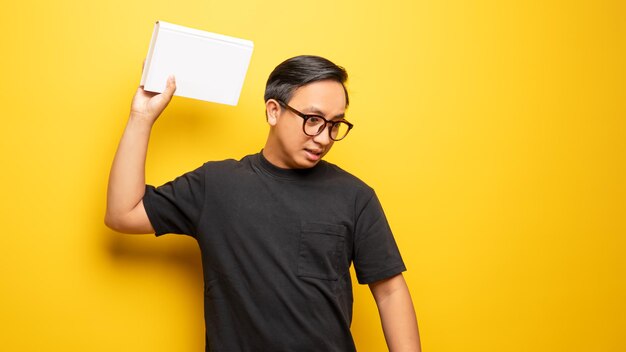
left=265, top=99, right=281, bottom=126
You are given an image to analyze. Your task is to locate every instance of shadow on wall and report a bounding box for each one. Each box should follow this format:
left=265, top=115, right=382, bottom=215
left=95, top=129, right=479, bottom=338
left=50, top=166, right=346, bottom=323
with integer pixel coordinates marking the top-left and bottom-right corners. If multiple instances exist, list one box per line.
left=101, top=230, right=205, bottom=350
left=104, top=230, right=203, bottom=282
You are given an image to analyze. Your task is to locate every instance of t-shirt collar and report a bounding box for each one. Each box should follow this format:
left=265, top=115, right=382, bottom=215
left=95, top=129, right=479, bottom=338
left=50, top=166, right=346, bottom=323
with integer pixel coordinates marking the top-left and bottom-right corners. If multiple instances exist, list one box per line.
left=255, top=150, right=325, bottom=180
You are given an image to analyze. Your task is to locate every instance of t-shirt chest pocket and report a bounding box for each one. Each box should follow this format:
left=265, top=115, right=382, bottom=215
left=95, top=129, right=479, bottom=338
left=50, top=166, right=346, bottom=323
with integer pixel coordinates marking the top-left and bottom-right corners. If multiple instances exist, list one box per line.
left=297, top=222, right=347, bottom=281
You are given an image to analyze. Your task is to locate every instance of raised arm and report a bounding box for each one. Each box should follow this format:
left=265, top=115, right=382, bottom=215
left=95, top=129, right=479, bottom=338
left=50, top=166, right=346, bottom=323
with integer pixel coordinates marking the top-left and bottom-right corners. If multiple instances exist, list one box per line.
left=369, top=273, right=422, bottom=352
left=104, top=76, right=176, bottom=233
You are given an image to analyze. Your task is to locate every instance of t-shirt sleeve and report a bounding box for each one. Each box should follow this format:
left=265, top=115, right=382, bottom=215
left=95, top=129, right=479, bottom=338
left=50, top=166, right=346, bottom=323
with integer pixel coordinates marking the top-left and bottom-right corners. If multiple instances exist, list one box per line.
left=143, top=164, right=206, bottom=237
left=353, top=190, right=406, bottom=284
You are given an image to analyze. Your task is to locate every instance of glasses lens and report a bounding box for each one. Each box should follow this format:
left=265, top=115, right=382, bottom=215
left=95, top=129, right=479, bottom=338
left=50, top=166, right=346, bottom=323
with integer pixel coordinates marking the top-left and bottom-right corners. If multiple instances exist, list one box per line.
left=331, top=122, right=350, bottom=140
left=303, top=116, right=326, bottom=136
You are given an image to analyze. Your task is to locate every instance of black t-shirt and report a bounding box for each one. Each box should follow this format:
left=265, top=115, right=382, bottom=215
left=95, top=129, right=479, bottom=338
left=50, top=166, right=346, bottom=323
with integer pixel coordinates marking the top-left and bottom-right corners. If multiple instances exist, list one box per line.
left=143, top=152, right=406, bottom=351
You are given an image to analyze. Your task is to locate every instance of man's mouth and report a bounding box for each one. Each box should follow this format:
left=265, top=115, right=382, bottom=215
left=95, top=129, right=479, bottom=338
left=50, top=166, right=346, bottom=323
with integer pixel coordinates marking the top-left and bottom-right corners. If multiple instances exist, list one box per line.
left=305, top=148, right=322, bottom=155
left=304, top=148, right=323, bottom=160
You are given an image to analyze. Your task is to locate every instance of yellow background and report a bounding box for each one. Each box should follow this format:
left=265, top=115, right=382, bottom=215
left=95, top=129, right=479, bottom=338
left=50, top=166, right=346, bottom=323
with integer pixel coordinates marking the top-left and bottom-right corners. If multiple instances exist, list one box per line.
left=1, top=0, right=624, bottom=351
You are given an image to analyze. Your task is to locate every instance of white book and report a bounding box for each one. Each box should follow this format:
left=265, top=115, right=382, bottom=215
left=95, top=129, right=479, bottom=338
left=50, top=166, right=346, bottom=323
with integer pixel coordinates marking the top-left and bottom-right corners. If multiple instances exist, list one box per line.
left=140, top=21, right=254, bottom=106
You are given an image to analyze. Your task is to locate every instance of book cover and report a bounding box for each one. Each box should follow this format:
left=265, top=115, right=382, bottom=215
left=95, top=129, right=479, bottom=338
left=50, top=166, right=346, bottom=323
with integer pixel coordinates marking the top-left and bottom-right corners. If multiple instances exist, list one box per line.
left=140, top=21, right=254, bottom=106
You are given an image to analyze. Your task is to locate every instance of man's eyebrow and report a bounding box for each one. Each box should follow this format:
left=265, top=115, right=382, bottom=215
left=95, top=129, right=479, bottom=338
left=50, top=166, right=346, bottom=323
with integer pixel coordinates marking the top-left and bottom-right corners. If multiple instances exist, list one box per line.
left=302, top=106, right=346, bottom=120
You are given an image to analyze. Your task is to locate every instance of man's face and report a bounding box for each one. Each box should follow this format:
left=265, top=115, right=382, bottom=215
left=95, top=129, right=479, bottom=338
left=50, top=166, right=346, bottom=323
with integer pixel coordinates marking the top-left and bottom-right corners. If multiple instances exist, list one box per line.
left=264, top=80, right=347, bottom=169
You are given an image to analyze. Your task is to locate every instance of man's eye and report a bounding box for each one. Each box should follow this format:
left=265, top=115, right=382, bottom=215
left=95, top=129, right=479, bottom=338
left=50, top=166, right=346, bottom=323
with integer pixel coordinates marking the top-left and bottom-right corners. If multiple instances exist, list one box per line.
left=307, top=116, right=323, bottom=125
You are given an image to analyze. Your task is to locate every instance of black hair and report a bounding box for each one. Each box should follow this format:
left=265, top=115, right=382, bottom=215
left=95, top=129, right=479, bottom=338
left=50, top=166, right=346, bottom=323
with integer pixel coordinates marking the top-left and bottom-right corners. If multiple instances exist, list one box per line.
left=264, top=55, right=349, bottom=107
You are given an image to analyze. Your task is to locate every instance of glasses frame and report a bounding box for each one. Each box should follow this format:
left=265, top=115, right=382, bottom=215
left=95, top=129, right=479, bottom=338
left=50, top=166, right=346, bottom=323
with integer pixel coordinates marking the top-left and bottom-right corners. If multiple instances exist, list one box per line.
left=277, top=100, right=354, bottom=141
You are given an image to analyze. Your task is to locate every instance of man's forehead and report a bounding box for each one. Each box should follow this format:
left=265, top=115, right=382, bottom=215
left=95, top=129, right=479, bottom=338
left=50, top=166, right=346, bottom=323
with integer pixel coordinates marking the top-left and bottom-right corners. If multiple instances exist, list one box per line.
left=299, top=104, right=346, bottom=120
left=289, top=81, right=347, bottom=112
left=291, top=80, right=345, bottom=98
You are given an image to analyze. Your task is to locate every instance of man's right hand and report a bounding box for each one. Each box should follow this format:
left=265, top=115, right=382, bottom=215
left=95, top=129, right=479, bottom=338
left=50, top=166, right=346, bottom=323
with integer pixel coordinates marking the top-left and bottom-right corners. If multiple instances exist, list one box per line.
left=130, top=75, right=177, bottom=124
left=105, top=74, right=177, bottom=234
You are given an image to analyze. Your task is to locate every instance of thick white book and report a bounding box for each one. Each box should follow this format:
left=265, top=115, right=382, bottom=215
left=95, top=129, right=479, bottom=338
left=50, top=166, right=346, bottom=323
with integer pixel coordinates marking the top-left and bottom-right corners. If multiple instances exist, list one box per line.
left=140, top=21, right=254, bottom=106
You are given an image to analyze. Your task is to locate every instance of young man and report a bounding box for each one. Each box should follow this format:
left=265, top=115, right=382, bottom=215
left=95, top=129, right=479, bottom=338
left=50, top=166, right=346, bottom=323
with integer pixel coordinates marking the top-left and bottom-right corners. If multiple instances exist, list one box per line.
left=106, top=55, right=421, bottom=351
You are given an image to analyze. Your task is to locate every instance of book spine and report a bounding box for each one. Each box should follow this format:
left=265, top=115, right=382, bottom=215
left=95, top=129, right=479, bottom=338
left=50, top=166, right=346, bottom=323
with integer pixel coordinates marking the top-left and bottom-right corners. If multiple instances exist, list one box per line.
left=140, top=21, right=161, bottom=86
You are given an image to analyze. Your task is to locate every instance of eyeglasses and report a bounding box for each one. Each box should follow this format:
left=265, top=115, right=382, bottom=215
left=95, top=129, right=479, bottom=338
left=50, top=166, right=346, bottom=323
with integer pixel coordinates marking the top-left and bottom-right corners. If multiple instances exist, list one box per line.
left=277, top=100, right=354, bottom=141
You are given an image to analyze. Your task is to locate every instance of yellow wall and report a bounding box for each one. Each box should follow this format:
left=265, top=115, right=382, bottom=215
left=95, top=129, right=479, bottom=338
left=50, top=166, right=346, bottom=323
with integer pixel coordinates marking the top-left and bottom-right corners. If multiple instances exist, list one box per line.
left=1, top=0, right=624, bottom=351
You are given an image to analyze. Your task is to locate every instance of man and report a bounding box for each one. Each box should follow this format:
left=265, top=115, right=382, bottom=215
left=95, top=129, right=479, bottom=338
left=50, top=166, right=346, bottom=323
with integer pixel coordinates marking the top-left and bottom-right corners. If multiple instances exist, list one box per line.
left=106, top=55, right=421, bottom=351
